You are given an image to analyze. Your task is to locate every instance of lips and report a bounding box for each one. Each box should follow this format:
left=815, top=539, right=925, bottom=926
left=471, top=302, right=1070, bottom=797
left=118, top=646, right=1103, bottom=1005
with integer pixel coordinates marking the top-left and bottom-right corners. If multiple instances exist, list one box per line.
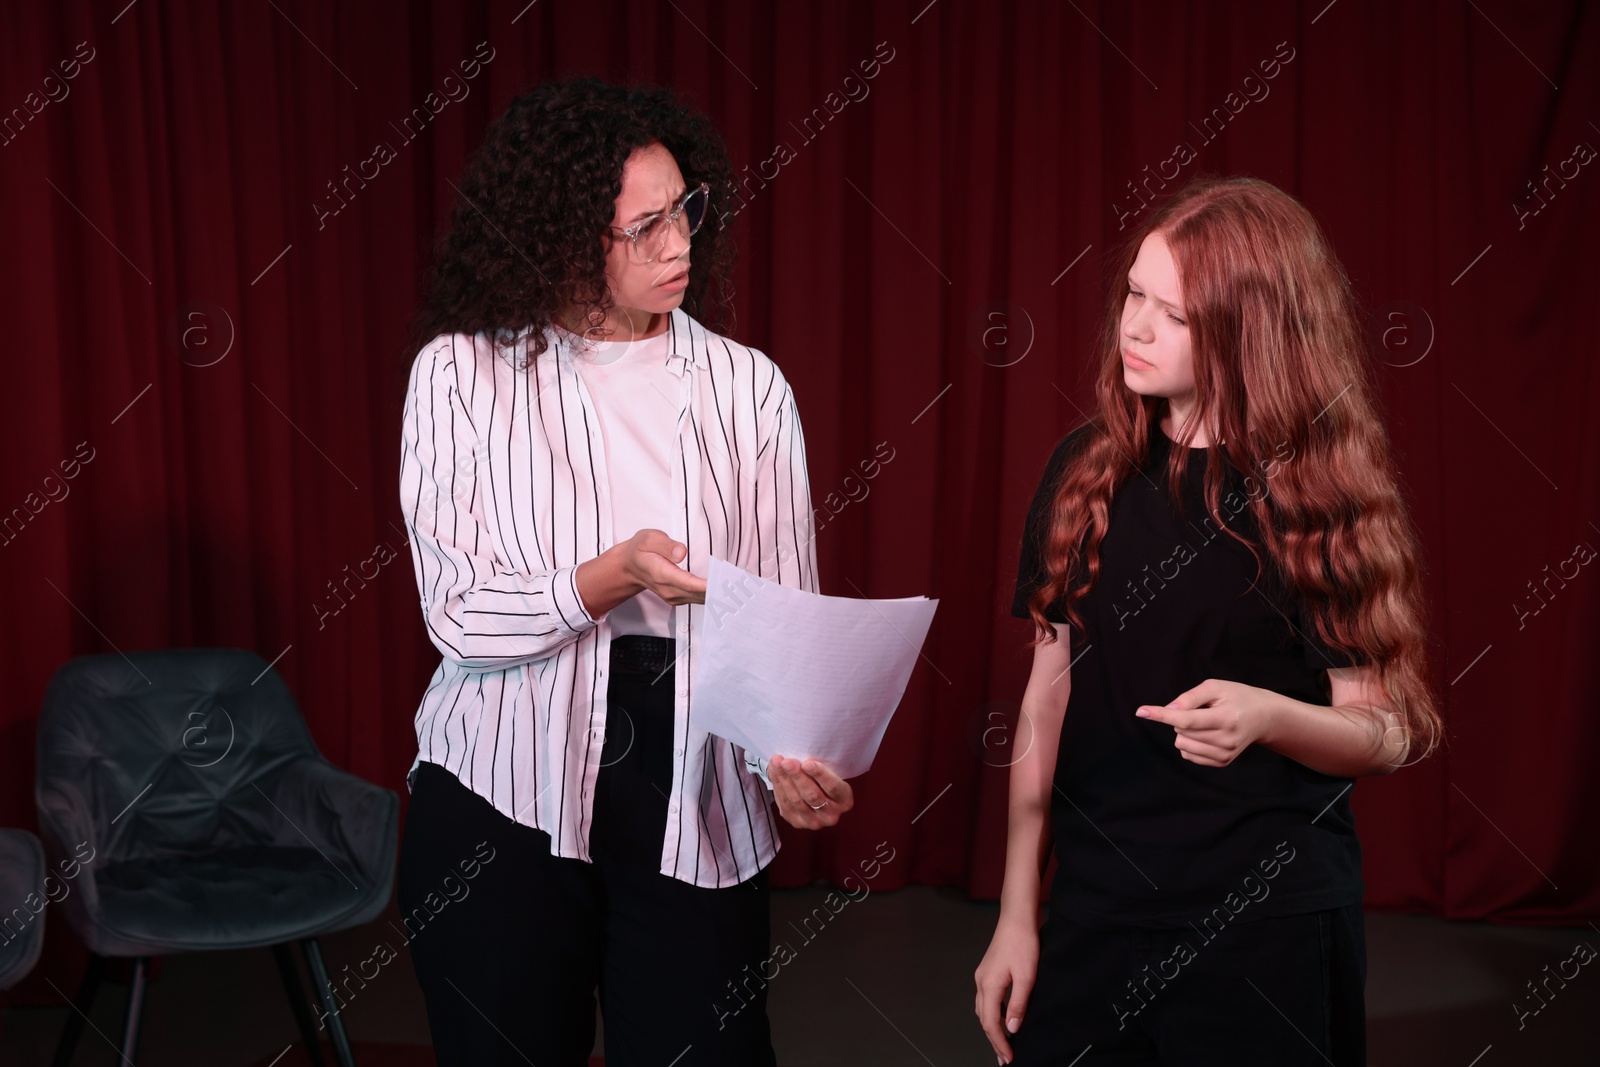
left=1123, top=349, right=1153, bottom=370
left=657, top=269, right=690, bottom=287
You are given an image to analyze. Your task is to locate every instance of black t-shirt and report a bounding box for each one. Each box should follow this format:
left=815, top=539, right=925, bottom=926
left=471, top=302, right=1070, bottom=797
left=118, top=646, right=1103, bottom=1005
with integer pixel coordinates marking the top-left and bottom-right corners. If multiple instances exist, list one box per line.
left=1012, top=421, right=1366, bottom=928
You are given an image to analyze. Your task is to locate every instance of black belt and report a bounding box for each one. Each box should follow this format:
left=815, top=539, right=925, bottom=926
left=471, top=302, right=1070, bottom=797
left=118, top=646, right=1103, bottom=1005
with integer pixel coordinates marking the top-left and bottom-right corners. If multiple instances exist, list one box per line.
left=608, top=634, right=678, bottom=677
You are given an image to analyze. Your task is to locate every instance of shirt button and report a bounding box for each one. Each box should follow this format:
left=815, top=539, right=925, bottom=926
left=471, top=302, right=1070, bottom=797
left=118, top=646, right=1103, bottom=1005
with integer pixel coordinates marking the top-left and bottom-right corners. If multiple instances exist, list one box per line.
left=674, top=747, right=684, bottom=757
left=668, top=803, right=678, bottom=814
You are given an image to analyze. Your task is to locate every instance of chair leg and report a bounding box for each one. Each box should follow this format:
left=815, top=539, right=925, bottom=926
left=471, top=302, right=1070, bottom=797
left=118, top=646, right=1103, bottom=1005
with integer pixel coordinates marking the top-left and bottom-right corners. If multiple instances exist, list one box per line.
left=302, top=938, right=357, bottom=1067
left=120, top=956, right=149, bottom=1062
left=274, top=942, right=329, bottom=1067
left=51, top=951, right=106, bottom=1067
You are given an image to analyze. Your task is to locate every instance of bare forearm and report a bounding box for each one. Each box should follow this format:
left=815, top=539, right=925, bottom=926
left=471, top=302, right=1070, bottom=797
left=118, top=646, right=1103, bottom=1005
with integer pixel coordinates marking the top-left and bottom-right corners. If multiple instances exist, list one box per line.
left=1261, top=694, right=1405, bottom=777
left=1000, top=625, right=1074, bottom=927
left=998, top=772, right=1054, bottom=926
left=574, top=548, right=640, bottom=619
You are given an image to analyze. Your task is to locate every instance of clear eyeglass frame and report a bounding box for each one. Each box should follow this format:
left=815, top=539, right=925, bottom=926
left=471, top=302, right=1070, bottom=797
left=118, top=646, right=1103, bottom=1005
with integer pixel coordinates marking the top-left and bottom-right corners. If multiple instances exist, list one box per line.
left=609, top=181, right=711, bottom=264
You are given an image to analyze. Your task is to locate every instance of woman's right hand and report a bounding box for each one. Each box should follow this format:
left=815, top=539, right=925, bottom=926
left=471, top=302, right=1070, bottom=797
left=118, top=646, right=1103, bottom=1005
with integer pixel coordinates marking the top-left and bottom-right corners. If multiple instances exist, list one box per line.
left=618, top=528, right=708, bottom=605
left=974, top=913, right=1039, bottom=1065
left=575, top=530, right=707, bottom=620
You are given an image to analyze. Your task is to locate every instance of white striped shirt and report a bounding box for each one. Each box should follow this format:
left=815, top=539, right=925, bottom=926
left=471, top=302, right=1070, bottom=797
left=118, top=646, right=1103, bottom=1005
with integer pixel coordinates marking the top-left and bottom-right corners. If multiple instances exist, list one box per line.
left=399, top=306, right=818, bottom=888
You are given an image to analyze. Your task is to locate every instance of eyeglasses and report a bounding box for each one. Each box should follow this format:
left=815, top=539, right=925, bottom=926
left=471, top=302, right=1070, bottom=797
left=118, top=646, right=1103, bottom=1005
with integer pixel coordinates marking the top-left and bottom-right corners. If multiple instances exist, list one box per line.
left=609, top=182, right=711, bottom=264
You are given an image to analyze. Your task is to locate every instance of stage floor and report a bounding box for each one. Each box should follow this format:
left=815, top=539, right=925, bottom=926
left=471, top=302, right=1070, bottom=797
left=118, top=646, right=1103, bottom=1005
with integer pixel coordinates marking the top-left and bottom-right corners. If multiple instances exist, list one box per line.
left=2, top=884, right=1594, bottom=1065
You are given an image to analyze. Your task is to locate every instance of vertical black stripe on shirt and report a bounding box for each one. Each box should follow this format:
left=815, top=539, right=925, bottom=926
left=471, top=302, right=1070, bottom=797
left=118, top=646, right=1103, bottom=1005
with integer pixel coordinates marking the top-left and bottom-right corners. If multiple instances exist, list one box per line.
left=703, top=743, right=731, bottom=883
left=527, top=343, right=561, bottom=816
left=704, top=341, right=737, bottom=551
left=508, top=666, right=519, bottom=818
left=421, top=346, right=467, bottom=660
left=793, top=390, right=815, bottom=590
left=672, top=335, right=699, bottom=880
left=750, top=373, right=765, bottom=591
left=488, top=669, right=508, bottom=807
left=405, top=352, right=434, bottom=634
left=690, top=370, right=732, bottom=883
left=482, top=339, right=510, bottom=644
left=466, top=673, right=485, bottom=792
left=489, top=336, right=529, bottom=582
left=722, top=339, right=749, bottom=560
left=684, top=401, right=722, bottom=553
left=758, top=352, right=777, bottom=409
left=550, top=351, right=581, bottom=842
left=409, top=347, right=449, bottom=657
left=571, top=355, right=606, bottom=853
left=444, top=347, right=474, bottom=632
left=415, top=666, right=451, bottom=758
left=673, top=316, right=701, bottom=881
left=527, top=342, right=550, bottom=570
left=439, top=672, right=456, bottom=772
left=729, top=738, right=761, bottom=869
left=775, top=393, right=803, bottom=588
left=696, top=375, right=732, bottom=551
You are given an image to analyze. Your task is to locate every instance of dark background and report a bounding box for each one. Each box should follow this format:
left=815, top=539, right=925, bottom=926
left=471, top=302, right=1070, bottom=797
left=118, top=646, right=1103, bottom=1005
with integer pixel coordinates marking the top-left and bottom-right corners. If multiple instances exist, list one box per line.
left=1, top=0, right=1596, bottom=1015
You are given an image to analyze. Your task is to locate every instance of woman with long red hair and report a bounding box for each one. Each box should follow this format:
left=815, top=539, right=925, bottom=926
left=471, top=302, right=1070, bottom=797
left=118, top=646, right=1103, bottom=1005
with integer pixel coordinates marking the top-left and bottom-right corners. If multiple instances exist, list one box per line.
left=974, top=176, right=1439, bottom=1066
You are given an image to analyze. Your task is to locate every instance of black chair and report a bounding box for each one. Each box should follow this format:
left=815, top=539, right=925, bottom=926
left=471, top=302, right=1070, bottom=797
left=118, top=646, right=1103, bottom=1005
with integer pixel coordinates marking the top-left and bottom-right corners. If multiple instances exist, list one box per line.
left=0, top=828, right=49, bottom=991
left=35, top=648, right=399, bottom=1066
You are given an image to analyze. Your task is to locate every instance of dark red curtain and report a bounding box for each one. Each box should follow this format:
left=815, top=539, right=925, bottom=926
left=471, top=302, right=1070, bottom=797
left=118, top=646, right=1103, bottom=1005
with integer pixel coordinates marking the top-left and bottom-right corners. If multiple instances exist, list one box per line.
left=3, top=0, right=1597, bottom=1003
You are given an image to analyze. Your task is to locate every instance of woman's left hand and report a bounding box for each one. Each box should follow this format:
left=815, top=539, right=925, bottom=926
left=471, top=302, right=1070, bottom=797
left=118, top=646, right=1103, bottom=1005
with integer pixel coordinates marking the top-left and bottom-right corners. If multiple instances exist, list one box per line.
left=768, top=754, right=855, bottom=829
left=1135, top=679, right=1278, bottom=768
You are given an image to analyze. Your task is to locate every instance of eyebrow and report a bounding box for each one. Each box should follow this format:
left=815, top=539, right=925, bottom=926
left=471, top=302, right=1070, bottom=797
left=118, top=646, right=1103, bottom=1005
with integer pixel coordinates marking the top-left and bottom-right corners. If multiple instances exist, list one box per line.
left=1127, top=272, right=1184, bottom=312
left=625, top=187, right=687, bottom=225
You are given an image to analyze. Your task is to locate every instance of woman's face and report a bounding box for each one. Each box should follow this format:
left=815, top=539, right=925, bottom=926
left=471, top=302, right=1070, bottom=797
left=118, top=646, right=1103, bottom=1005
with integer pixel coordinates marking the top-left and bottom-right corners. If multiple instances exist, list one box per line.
left=1119, top=231, right=1196, bottom=417
left=600, top=141, right=694, bottom=333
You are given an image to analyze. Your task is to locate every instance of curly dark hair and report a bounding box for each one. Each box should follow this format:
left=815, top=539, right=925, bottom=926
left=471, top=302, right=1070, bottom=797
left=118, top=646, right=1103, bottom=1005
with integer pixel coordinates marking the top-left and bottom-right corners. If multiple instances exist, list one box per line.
left=400, top=75, right=738, bottom=372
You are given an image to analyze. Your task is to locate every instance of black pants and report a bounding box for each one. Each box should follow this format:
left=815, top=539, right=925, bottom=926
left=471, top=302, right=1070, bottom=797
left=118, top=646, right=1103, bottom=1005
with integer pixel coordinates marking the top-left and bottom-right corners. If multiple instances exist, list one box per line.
left=1008, top=902, right=1367, bottom=1066
left=396, top=640, right=776, bottom=1066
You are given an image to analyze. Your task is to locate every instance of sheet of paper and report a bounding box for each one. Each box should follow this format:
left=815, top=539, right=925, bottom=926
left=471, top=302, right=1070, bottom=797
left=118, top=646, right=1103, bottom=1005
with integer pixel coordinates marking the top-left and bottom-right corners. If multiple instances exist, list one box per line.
left=691, top=554, right=938, bottom=779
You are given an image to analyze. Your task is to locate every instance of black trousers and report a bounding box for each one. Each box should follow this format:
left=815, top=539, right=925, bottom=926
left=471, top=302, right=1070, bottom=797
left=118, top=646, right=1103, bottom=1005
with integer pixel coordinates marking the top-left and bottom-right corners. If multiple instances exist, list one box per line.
left=1008, top=901, right=1367, bottom=1066
left=396, top=639, right=776, bottom=1066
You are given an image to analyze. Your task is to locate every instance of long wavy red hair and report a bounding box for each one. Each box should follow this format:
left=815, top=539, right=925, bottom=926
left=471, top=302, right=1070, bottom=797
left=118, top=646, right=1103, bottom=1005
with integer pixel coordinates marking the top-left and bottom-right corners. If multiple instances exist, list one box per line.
left=1026, top=176, right=1441, bottom=760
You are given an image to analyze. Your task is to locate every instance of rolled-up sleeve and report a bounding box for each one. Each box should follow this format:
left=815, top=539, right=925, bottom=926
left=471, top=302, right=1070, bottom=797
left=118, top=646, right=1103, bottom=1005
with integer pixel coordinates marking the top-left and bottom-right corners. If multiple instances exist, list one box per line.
left=399, top=337, right=601, bottom=670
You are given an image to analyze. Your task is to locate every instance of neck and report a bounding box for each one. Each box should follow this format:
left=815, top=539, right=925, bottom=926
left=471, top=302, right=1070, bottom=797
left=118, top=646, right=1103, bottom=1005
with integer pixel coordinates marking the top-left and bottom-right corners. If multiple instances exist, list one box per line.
left=1164, top=400, right=1218, bottom=447
left=556, top=304, right=669, bottom=342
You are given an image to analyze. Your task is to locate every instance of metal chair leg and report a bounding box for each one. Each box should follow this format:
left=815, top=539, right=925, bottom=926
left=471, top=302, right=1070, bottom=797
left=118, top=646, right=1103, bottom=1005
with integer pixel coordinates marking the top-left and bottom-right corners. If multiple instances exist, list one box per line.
left=302, top=938, right=357, bottom=1067
left=274, top=942, right=329, bottom=1066
left=51, top=951, right=106, bottom=1067
left=119, top=956, right=148, bottom=1062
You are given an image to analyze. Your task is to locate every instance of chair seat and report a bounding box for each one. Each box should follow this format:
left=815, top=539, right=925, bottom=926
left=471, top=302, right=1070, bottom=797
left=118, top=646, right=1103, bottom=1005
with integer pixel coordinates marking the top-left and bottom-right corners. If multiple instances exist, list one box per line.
left=88, top=846, right=377, bottom=954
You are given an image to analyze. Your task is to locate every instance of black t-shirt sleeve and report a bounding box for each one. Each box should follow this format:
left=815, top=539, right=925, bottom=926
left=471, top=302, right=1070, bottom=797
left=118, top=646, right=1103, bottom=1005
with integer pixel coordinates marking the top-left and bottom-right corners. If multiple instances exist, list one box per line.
left=1011, top=426, right=1093, bottom=624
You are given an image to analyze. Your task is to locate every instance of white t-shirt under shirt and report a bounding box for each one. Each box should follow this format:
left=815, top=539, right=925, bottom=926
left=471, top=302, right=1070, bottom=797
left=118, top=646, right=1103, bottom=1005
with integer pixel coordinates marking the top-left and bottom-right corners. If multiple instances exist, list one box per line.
left=566, top=327, right=681, bottom=638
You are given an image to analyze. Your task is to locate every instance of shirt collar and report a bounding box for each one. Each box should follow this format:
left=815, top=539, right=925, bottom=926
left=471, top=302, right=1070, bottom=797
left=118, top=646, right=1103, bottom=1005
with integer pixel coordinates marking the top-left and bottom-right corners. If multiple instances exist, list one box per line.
left=661, top=307, right=702, bottom=376
left=540, top=307, right=705, bottom=377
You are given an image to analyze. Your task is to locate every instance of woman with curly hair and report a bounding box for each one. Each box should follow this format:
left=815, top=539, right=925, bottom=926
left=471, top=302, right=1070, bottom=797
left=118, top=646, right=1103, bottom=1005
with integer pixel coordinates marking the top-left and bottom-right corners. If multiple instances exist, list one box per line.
left=394, top=76, right=851, bottom=1066
left=974, top=177, right=1439, bottom=1066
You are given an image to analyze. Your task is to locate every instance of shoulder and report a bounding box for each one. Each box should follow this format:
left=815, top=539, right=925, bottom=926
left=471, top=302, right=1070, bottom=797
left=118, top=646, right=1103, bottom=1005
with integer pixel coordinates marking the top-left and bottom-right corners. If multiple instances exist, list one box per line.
left=1041, top=421, right=1099, bottom=481
left=677, top=309, right=792, bottom=409
left=1022, top=423, right=1099, bottom=524
left=408, top=331, right=509, bottom=394
left=1058, top=422, right=1097, bottom=458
